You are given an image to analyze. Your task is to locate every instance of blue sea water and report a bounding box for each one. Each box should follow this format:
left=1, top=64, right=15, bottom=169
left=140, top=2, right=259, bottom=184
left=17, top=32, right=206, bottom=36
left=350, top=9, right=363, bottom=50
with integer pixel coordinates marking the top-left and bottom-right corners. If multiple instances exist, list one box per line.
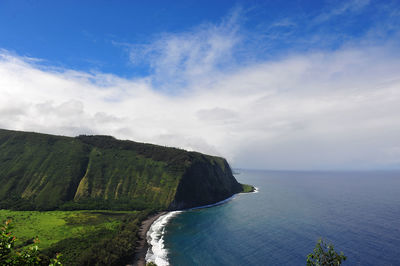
left=154, top=170, right=400, bottom=265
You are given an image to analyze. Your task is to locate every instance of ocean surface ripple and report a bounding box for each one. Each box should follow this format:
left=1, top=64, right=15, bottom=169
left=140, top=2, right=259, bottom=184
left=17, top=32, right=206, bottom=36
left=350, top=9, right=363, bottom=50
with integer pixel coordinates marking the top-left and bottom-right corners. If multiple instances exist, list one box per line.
left=149, top=170, right=400, bottom=266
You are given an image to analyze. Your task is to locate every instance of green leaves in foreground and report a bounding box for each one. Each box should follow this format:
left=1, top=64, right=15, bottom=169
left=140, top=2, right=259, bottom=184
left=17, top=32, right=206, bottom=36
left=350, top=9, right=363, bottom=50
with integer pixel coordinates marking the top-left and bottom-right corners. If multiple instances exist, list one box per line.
left=307, top=239, right=346, bottom=266
left=0, top=220, right=62, bottom=266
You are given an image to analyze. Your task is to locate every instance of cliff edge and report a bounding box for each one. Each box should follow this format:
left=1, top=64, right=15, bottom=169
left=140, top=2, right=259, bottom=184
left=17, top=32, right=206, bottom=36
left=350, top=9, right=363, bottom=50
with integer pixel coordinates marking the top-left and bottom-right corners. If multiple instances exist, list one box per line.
left=0, top=128, right=249, bottom=211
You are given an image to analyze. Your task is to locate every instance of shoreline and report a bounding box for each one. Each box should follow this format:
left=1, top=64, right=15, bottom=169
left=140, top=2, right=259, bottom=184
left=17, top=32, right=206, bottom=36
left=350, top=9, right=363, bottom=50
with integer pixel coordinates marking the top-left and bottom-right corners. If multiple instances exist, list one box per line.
left=133, top=211, right=167, bottom=266
left=132, top=188, right=255, bottom=265
left=132, top=197, right=236, bottom=266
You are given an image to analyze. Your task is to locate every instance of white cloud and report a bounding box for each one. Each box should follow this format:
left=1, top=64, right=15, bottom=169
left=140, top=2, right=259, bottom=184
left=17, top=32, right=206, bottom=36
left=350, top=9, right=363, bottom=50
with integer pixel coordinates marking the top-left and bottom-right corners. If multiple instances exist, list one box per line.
left=1, top=26, right=400, bottom=170
left=315, top=0, right=370, bottom=23
left=128, top=8, right=242, bottom=92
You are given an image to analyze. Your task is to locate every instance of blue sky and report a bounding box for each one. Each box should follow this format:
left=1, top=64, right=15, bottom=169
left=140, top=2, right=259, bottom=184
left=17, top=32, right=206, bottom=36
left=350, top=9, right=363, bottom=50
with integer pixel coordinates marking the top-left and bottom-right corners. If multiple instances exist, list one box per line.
left=1, top=0, right=400, bottom=169
left=1, top=0, right=238, bottom=76
left=1, top=0, right=398, bottom=78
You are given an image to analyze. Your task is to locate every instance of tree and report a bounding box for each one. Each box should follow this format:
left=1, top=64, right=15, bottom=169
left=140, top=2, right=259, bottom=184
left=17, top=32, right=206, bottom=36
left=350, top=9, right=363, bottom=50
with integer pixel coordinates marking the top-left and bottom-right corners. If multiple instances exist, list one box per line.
left=1, top=219, right=62, bottom=266
left=307, top=239, right=346, bottom=266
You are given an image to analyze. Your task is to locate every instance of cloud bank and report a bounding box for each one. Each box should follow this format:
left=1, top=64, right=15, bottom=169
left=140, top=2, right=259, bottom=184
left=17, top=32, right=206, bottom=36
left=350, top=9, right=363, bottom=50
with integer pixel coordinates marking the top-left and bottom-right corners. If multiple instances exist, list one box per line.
left=1, top=8, right=400, bottom=170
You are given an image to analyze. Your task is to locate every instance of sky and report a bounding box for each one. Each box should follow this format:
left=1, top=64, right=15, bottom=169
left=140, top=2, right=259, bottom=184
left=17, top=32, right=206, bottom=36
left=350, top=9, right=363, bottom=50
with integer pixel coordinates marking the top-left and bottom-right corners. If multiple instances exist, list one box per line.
left=1, top=0, right=400, bottom=170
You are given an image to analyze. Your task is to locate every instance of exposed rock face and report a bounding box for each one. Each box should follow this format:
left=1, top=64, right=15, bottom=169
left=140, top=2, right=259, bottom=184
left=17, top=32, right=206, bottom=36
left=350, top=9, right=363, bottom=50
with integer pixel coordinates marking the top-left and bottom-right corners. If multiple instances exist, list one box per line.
left=0, top=128, right=245, bottom=211
left=169, top=155, right=243, bottom=210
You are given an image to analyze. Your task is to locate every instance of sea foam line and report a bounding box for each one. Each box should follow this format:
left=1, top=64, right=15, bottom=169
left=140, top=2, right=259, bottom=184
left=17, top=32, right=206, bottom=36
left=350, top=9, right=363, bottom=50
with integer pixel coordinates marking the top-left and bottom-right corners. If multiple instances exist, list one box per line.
left=145, top=211, right=181, bottom=266
left=145, top=195, right=237, bottom=265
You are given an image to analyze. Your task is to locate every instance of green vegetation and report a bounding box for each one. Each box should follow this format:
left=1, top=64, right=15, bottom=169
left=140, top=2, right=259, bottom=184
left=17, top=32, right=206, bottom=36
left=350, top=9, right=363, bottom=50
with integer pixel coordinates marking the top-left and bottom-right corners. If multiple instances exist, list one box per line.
left=0, top=129, right=183, bottom=210
left=1, top=219, right=61, bottom=265
left=307, top=239, right=347, bottom=266
left=0, top=128, right=244, bottom=211
left=241, top=184, right=255, bottom=193
left=0, top=209, right=153, bottom=265
left=0, top=128, right=250, bottom=264
left=0, top=210, right=125, bottom=250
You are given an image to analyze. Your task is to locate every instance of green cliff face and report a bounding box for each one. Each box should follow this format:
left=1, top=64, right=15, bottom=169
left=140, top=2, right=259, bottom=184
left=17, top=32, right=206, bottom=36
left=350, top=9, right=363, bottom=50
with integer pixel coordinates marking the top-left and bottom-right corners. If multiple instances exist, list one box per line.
left=169, top=155, right=242, bottom=209
left=0, top=129, right=245, bottom=211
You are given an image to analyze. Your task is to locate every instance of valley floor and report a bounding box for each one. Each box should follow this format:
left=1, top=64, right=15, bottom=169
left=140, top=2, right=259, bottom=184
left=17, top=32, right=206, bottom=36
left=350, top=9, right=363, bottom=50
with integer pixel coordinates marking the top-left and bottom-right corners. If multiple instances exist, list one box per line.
left=0, top=209, right=152, bottom=265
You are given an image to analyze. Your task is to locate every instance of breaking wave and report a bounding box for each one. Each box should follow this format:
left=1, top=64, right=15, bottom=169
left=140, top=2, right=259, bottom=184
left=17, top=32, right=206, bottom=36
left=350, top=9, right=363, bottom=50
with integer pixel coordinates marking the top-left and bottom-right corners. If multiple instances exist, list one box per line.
left=145, top=211, right=181, bottom=266
left=145, top=195, right=236, bottom=265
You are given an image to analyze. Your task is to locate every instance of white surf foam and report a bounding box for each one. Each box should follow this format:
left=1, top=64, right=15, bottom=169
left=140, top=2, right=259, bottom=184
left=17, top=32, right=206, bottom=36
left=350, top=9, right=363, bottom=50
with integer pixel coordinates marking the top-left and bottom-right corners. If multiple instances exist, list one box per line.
left=145, top=211, right=181, bottom=266
left=253, top=186, right=259, bottom=193
left=145, top=195, right=237, bottom=265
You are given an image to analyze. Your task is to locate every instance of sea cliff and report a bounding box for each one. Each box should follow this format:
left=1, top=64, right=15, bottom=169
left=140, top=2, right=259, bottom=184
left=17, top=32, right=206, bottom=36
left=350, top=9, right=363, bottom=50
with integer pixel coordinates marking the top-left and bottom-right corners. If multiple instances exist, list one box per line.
left=0, top=128, right=247, bottom=211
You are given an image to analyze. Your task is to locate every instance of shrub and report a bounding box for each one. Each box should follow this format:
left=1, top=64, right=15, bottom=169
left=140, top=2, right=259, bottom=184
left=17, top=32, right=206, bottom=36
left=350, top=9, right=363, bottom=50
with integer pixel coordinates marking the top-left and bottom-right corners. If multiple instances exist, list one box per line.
left=0, top=220, right=62, bottom=266
left=307, top=239, right=346, bottom=266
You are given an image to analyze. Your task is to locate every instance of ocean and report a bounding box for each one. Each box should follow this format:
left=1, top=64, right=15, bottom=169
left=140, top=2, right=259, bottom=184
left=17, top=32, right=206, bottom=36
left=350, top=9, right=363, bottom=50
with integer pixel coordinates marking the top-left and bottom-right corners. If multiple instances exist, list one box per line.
left=146, top=170, right=400, bottom=265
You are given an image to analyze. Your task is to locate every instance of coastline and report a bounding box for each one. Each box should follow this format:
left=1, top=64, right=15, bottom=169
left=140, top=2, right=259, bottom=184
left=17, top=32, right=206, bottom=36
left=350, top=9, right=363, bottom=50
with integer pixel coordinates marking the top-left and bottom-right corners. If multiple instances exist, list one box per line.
left=133, top=211, right=167, bottom=266
left=133, top=187, right=255, bottom=265
left=134, top=197, right=237, bottom=266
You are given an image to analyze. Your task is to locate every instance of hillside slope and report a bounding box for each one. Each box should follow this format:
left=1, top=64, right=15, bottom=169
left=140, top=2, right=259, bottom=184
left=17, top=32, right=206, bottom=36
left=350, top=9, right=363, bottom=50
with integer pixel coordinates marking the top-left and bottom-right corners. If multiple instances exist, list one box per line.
left=0, top=129, right=245, bottom=210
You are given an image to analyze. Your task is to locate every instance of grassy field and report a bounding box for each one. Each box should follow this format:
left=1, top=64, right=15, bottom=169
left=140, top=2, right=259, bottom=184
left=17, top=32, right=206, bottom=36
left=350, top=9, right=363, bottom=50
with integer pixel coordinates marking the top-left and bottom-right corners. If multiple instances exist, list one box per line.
left=0, top=209, right=149, bottom=265
left=0, top=210, right=129, bottom=248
